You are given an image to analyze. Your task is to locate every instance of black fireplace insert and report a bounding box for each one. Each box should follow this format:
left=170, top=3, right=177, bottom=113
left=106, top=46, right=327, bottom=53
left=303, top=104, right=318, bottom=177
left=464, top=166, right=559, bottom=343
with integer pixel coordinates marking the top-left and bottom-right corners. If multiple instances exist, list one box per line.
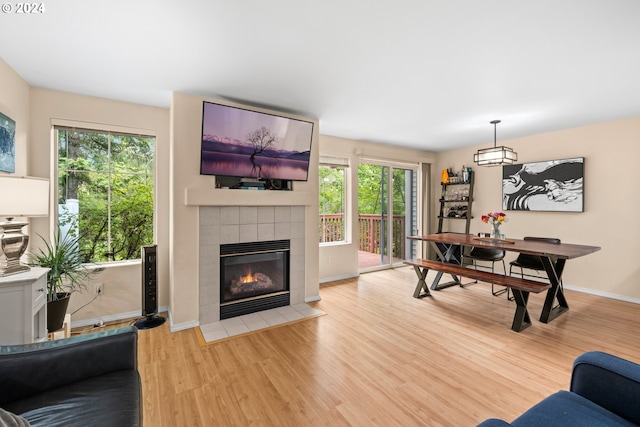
left=219, top=239, right=290, bottom=319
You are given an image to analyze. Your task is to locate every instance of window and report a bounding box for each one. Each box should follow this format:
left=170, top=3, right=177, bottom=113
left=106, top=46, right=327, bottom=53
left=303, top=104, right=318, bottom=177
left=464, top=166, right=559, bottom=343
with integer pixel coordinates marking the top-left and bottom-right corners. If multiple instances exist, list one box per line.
left=56, top=127, right=155, bottom=263
left=319, top=156, right=348, bottom=244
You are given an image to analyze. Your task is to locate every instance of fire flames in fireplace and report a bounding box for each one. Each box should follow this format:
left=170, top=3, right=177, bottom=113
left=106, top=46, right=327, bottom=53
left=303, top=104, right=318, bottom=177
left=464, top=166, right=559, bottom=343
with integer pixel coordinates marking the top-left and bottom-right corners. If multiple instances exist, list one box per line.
left=229, top=270, right=274, bottom=297
left=241, top=270, right=255, bottom=283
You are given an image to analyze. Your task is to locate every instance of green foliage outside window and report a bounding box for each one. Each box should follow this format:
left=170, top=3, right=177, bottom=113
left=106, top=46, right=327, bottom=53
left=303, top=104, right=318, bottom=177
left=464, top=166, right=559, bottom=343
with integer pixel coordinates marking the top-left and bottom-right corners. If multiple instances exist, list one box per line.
left=57, top=128, right=154, bottom=263
left=319, top=164, right=346, bottom=243
left=319, top=165, right=345, bottom=215
left=357, top=164, right=407, bottom=215
left=319, top=163, right=413, bottom=245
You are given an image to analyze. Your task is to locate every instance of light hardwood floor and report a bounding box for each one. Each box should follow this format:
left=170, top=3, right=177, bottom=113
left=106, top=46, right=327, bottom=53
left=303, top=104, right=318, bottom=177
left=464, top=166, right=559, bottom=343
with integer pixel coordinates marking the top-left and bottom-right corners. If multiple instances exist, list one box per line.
left=134, top=267, right=640, bottom=426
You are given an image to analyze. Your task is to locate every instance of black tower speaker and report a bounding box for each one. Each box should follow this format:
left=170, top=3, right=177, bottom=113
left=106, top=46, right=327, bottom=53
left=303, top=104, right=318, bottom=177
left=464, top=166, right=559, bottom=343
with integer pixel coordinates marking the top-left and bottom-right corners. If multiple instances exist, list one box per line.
left=134, top=245, right=166, bottom=329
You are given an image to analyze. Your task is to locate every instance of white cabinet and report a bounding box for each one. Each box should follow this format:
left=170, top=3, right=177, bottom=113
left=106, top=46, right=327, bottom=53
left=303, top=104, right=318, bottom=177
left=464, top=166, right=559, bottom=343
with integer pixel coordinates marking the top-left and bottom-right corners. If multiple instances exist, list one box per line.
left=0, top=267, right=48, bottom=345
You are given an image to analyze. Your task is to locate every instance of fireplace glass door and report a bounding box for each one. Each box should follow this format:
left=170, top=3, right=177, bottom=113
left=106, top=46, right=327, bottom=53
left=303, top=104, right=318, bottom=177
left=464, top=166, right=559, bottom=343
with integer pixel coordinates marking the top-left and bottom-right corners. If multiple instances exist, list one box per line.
left=220, top=240, right=290, bottom=306
left=221, top=251, right=287, bottom=302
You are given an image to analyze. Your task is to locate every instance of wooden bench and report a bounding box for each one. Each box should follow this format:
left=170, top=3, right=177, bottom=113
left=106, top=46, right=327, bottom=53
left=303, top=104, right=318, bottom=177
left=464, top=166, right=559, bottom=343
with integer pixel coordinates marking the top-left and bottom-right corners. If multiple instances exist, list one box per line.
left=403, top=258, right=551, bottom=332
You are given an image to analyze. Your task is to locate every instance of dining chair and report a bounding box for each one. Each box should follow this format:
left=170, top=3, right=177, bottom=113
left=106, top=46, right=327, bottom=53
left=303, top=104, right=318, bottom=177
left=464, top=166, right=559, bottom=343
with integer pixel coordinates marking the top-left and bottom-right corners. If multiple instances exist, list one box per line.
left=464, top=233, right=509, bottom=299
left=509, top=236, right=562, bottom=286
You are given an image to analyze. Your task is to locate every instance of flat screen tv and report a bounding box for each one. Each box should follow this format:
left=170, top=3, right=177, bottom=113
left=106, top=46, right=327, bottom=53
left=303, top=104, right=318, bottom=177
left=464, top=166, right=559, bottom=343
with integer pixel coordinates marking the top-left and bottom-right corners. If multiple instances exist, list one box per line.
left=200, top=101, right=314, bottom=181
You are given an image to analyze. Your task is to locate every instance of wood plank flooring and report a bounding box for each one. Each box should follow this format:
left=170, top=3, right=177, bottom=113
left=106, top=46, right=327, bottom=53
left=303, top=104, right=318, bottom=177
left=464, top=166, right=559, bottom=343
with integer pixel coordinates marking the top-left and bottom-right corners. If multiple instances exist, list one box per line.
left=135, top=267, right=640, bottom=426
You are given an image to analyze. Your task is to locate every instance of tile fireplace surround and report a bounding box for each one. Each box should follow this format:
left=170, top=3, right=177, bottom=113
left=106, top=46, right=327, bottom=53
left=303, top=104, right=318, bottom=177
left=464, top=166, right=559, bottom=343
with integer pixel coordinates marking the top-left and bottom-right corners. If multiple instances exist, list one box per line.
left=198, top=205, right=306, bottom=324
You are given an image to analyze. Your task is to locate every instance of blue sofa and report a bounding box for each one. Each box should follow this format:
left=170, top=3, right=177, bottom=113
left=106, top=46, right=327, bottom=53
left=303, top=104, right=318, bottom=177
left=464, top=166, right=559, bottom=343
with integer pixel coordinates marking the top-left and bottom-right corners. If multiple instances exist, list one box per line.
left=478, top=351, right=640, bottom=427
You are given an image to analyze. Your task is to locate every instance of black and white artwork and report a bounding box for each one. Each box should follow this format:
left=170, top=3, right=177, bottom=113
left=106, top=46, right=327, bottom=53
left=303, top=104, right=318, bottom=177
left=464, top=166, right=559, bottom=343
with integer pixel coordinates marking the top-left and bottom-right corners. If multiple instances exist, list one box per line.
left=0, top=112, right=16, bottom=173
left=502, top=157, right=584, bottom=212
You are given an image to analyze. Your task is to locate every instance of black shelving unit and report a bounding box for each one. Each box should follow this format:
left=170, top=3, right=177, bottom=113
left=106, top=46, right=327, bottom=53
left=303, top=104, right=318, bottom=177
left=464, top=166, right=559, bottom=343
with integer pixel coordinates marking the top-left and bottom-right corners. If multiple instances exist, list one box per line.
left=437, top=170, right=474, bottom=234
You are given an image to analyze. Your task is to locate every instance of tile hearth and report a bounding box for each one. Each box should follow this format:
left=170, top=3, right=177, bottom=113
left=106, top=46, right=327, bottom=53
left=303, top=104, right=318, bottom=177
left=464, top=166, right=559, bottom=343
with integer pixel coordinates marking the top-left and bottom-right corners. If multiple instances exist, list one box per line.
left=199, top=303, right=323, bottom=343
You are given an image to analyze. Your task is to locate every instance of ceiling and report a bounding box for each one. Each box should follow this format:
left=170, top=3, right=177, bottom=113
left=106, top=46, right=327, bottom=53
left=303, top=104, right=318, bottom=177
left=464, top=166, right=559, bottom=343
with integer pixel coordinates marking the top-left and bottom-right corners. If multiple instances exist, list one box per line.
left=2, top=0, right=640, bottom=152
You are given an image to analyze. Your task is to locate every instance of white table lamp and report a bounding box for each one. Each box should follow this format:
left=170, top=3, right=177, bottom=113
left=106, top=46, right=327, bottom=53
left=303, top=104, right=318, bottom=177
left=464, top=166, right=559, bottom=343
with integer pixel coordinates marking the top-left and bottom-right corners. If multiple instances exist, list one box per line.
left=0, top=176, right=50, bottom=276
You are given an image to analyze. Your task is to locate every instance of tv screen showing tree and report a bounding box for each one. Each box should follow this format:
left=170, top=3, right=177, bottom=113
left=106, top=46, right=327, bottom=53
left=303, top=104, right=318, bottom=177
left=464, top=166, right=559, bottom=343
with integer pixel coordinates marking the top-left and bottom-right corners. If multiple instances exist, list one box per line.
left=200, top=102, right=314, bottom=181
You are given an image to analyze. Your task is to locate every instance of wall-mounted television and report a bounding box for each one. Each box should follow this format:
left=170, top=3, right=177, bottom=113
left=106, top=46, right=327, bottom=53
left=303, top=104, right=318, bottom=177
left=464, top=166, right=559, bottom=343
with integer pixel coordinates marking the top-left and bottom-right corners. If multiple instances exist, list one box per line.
left=200, top=101, right=314, bottom=181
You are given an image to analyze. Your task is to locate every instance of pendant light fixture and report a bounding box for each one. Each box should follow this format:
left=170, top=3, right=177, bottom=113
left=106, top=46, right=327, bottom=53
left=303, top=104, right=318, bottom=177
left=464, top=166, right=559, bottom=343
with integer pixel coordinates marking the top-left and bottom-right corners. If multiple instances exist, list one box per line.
left=473, top=120, right=518, bottom=167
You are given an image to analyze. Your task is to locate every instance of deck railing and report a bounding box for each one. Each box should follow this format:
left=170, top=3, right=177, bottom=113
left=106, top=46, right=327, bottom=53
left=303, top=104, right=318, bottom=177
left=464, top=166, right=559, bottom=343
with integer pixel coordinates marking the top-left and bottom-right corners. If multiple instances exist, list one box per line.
left=319, top=214, right=346, bottom=243
left=320, top=214, right=406, bottom=257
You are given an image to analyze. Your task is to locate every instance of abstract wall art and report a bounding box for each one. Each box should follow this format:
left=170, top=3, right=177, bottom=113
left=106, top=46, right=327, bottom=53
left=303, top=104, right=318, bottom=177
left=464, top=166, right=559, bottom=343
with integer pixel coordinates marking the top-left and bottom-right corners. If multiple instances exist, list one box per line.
left=502, top=157, right=584, bottom=212
left=0, top=112, right=16, bottom=173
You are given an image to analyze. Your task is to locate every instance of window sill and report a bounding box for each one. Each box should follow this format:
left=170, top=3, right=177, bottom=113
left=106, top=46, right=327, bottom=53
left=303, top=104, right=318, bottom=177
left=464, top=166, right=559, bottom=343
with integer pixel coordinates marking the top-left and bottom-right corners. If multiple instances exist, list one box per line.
left=320, top=241, right=350, bottom=248
left=85, top=259, right=141, bottom=271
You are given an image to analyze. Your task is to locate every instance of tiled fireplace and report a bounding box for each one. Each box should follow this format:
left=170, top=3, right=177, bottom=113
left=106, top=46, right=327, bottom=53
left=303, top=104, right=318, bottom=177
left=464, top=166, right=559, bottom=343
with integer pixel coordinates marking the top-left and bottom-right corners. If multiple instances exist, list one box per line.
left=198, top=205, right=306, bottom=324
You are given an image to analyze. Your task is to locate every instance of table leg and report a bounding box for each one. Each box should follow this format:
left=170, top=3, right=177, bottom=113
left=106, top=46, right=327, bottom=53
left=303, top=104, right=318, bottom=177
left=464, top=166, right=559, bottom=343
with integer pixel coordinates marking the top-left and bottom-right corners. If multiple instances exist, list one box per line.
left=539, top=257, right=569, bottom=323
left=412, top=265, right=431, bottom=298
left=429, top=242, right=462, bottom=290
left=510, top=289, right=532, bottom=332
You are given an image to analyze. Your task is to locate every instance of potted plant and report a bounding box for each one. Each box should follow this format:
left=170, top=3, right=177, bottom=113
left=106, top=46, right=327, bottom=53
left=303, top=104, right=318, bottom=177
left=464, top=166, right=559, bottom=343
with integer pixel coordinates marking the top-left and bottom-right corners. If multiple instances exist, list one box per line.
left=30, top=230, right=91, bottom=332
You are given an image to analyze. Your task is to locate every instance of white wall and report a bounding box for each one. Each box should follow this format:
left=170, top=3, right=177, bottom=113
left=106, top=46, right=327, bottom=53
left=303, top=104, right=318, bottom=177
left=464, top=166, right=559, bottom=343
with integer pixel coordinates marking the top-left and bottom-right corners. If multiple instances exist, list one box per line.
left=27, top=88, right=171, bottom=324
left=0, top=58, right=29, bottom=176
left=434, top=117, right=640, bottom=301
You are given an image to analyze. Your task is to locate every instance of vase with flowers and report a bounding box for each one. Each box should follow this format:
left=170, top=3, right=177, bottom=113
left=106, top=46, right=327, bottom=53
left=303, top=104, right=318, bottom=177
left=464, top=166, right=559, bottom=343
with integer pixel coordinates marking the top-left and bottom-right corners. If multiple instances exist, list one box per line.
left=481, top=212, right=507, bottom=239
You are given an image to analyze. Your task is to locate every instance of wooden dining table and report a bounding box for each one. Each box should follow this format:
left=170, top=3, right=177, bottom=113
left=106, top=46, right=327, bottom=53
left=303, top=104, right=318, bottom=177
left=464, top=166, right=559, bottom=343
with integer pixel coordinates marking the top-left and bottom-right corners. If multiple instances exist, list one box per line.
left=407, top=233, right=601, bottom=326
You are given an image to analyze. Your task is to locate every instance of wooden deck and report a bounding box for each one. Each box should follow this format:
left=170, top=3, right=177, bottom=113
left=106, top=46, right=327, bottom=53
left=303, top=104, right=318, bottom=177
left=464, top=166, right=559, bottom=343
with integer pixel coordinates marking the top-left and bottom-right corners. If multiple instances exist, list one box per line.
left=358, top=250, right=402, bottom=269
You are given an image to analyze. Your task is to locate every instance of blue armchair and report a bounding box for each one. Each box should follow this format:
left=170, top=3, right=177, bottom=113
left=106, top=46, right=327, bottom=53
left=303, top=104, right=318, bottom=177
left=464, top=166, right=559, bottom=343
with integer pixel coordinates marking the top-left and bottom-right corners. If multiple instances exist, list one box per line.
left=478, top=351, right=640, bottom=427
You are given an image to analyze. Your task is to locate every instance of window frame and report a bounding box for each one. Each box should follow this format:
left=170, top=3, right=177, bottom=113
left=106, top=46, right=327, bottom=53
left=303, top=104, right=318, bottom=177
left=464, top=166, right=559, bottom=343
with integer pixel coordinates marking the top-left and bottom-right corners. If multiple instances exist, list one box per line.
left=52, top=120, right=157, bottom=265
left=319, top=156, right=349, bottom=246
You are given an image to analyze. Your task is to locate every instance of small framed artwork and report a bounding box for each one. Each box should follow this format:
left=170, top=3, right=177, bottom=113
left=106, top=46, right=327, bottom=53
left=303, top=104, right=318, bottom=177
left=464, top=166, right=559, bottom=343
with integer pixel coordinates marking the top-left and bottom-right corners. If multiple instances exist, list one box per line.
left=0, top=112, right=16, bottom=173
left=502, top=157, right=584, bottom=212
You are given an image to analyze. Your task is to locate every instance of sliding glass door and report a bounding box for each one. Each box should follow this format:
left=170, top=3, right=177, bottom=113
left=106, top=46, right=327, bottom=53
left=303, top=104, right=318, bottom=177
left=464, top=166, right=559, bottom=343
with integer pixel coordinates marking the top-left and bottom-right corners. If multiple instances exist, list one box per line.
left=357, top=163, right=418, bottom=270
left=393, top=167, right=418, bottom=262
left=357, top=164, right=390, bottom=269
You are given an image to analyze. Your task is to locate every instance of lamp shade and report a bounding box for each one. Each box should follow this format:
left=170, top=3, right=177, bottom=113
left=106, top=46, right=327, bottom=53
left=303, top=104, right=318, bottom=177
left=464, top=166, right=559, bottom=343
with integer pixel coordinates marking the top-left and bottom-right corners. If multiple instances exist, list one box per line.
left=473, top=146, right=518, bottom=167
left=0, top=176, right=50, bottom=218
left=473, top=120, right=518, bottom=167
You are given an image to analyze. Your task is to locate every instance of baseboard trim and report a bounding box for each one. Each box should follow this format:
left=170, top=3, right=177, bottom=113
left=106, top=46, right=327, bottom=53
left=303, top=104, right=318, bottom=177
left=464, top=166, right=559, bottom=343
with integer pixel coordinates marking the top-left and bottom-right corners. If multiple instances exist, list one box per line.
left=565, top=285, right=640, bottom=305
left=70, top=306, right=169, bottom=329
left=319, top=273, right=359, bottom=284
left=168, top=309, right=200, bottom=332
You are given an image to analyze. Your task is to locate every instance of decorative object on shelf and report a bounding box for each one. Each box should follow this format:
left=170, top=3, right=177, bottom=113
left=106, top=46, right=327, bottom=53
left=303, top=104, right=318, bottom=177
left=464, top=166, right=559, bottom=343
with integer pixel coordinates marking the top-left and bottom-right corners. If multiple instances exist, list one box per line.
left=481, top=211, right=507, bottom=239
left=29, top=228, right=93, bottom=331
left=474, top=120, right=518, bottom=167
left=0, top=175, right=50, bottom=276
left=502, top=157, right=584, bottom=212
left=441, top=169, right=449, bottom=184
left=446, top=205, right=468, bottom=218
left=0, top=112, right=16, bottom=173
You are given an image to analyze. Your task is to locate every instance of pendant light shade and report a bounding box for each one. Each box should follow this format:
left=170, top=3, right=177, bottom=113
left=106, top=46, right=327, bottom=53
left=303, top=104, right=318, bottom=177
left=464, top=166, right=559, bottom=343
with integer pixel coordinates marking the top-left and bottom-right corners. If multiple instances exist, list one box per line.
left=473, top=120, right=518, bottom=167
